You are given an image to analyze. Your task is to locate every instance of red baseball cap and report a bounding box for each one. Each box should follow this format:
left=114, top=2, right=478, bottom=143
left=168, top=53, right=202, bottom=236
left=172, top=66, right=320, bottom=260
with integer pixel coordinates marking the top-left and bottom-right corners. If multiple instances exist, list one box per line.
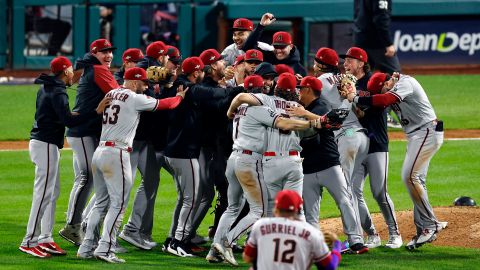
left=232, top=18, right=254, bottom=31
left=166, top=45, right=182, bottom=64
left=300, top=76, right=323, bottom=92
left=245, top=49, right=263, bottom=62
left=199, top=49, right=223, bottom=65
left=234, top=54, right=245, bottom=66
left=182, top=57, right=205, bottom=74
left=124, top=67, right=148, bottom=82
left=244, top=75, right=264, bottom=89
left=315, top=47, right=339, bottom=67
left=275, top=190, right=303, bottom=212
left=122, top=48, right=144, bottom=63
left=275, top=64, right=294, bottom=75
left=146, top=41, right=167, bottom=59
left=367, top=72, right=390, bottom=94
left=90, top=39, right=116, bottom=54
left=276, top=73, right=297, bottom=92
left=50, top=56, right=72, bottom=74
left=339, top=47, right=368, bottom=63
left=272, top=31, right=292, bottom=46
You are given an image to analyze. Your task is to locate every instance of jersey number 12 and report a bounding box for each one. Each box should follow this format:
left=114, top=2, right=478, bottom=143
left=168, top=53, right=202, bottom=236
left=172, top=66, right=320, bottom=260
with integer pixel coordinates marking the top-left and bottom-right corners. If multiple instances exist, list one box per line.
left=102, top=105, right=120, bottom=125
left=273, top=238, right=296, bottom=263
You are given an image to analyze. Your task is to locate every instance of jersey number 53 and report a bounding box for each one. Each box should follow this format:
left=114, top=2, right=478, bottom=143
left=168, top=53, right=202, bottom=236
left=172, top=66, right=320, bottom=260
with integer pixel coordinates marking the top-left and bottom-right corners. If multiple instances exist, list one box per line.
left=102, top=105, right=121, bottom=125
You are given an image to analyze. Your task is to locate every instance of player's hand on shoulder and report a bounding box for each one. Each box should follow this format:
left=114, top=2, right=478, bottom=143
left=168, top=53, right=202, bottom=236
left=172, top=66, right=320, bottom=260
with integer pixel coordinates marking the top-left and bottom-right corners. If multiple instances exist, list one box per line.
left=176, top=85, right=189, bottom=99
left=286, top=104, right=306, bottom=117
left=260, top=13, right=276, bottom=26
left=96, top=96, right=112, bottom=114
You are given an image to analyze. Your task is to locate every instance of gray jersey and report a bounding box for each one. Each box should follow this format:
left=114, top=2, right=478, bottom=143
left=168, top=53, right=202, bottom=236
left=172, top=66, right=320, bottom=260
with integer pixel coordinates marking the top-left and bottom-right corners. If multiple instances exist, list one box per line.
left=232, top=104, right=279, bottom=153
left=101, top=88, right=157, bottom=147
left=221, top=42, right=273, bottom=66
left=388, top=75, right=437, bottom=133
left=253, top=94, right=302, bottom=152
left=318, top=73, right=362, bottom=130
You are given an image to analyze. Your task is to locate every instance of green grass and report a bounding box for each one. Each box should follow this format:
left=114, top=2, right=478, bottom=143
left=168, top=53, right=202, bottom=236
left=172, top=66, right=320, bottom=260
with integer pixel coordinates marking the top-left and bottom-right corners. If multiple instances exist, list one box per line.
left=1, top=140, right=479, bottom=269
left=0, top=74, right=479, bottom=140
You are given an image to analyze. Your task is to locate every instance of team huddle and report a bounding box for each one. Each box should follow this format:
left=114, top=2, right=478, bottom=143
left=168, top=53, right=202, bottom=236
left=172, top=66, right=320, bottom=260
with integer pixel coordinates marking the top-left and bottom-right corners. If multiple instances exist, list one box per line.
left=19, top=11, right=446, bottom=269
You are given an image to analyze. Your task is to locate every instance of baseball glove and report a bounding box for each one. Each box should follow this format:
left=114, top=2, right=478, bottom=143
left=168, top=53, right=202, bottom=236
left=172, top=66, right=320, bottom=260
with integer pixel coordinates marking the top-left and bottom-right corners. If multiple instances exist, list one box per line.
left=146, top=66, right=171, bottom=84
left=319, top=108, right=349, bottom=130
left=323, top=231, right=339, bottom=250
left=338, top=73, right=357, bottom=98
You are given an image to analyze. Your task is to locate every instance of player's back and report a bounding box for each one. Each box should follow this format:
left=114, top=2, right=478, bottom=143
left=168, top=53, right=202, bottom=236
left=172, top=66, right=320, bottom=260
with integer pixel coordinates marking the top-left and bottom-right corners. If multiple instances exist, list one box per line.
left=100, top=88, right=157, bottom=147
left=253, top=94, right=302, bottom=152
left=232, top=104, right=274, bottom=154
left=251, top=217, right=329, bottom=270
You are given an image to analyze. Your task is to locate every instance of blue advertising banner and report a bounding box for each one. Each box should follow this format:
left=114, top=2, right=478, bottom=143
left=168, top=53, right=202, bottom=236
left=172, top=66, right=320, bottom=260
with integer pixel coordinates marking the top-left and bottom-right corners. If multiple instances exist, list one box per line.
left=391, top=19, right=480, bottom=65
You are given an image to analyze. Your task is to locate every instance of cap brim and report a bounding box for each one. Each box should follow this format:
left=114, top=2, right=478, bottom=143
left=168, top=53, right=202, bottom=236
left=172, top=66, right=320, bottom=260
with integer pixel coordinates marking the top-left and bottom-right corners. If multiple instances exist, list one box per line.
left=339, top=54, right=364, bottom=62
left=98, top=46, right=117, bottom=52
left=245, top=59, right=262, bottom=63
left=272, top=43, right=290, bottom=46
left=232, top=27, right=252, bottom=32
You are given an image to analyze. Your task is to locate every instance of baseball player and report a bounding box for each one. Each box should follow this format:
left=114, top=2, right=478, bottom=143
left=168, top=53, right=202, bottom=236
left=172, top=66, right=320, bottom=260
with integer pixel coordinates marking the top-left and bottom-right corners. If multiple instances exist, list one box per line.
left=253, top=62, right=277, bottom=95
left=19, top=57, right=110, bottom=258
left=221, top=18, right=272, bottom=66
left=212, top=79, right=328, bottom=266
left=349, top=69, right=403, bottom=249
left=163, top=57, right=244, bottom=257
left=77, top=67, right=187, bottom=263
left=309, top=47, right=369, bottom=253
left=119, top=43, right=169, bottom=250
left=345, top=72, right=447, bottom=250
left=61, top=39, right=119, bottom=246
left=286, top=73, right=368, bottom=254
left=242, top=13, right=307, bottom=76
left=243, top=190, right=342, bottom=270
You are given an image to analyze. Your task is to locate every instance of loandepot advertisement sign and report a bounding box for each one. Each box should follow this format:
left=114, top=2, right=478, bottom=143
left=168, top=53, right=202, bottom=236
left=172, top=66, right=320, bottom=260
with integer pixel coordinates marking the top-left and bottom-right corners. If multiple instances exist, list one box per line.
left=391, top=20, right=480, bottom=64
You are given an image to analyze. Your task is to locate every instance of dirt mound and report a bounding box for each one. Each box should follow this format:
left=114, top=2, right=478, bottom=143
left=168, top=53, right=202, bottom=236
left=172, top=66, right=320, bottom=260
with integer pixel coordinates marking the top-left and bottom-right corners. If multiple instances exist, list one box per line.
left=319, top=206, right=480, bottom=248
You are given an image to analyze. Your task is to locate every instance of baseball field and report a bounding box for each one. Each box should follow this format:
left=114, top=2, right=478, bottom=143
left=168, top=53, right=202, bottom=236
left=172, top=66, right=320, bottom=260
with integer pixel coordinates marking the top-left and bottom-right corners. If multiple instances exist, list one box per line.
left=0, top=74, right=479, bottom=269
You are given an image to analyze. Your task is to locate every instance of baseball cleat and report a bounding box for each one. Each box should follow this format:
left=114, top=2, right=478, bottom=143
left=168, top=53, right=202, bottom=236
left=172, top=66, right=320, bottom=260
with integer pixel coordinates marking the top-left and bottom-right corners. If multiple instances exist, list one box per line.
left=167, top=239, right=195, bottom=257
left=438, top=221, right=448, bottom=231
left=340, top=240, right=350, bottom=254
left=206, top=247, right=224, bottom=263
left=112, top=241, right=128, bottom=254
left=416, top=229, right=436, bottom=245
left=365, top=234, right=381, bottom=249
left=161, top=237, right=171, bottom=253
left=141, top=234, right=158, bottom=248
left=119, top=230, right=152, bottom=250
left=95, top=253, right=126, bottom=263
left=385, top=235, right=403, bottom=249
left=59, top=224, right=83, bottom=246
left=348, top=243, right=369, bottom=254
left=405, top=235, right=419, bottom=250
left=19, top=246, right=51, bottom=258
left=213, top=242, right=238, bottom=266
left=38, top=242, right=67, bottom=255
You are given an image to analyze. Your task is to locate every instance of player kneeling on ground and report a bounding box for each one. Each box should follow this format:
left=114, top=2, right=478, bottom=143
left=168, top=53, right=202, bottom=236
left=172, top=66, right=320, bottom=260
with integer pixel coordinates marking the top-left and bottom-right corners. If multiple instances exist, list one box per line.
left=77, top=67, right=187, bottom=263
left=243, top=190, right=342, bottom=270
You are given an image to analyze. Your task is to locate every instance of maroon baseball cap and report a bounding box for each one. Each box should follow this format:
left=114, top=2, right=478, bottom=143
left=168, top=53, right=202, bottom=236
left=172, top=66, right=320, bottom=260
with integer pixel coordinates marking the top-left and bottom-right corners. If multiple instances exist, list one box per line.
left=300, top=76, right=323, bottom=92
left=245, top=49, right=263, bottom=62
left=124, top=67, right=148, bottom=82
left=182, top=57, right=205, bottom=74
left=276, top=73, right=297, bottom=92
left=199, top=49, right=223, bottom=65
left=146, top=41, right=167, bottom=59
left=275, top=64, right=294, bottom=75
left=166, top=45, right=182, bottom=64
left=339, top=47, right=368, bottom=63
left=50, top=56, right=72, bottom=74
left=232, top=18, right=254, bottom=31
left=122, top=48, right=144, bottom=63
left=367, top=72, right=390, bottom=94
left=275, top=190, right=303, bottom=212
left=244, top=75, right=264, bottom=89
left=315, top=47, right=339, bottom=67
left=272, top=31, right=292, bottom=46
left=234, top=54, right=245, bottom=66
left=90, top=39, right=116, bottom=54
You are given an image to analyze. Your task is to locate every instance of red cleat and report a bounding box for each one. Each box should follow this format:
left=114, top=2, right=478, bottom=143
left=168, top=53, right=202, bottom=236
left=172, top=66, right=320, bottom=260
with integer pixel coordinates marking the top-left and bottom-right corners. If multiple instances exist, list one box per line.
left=19, top=246, right=51, bottom=258
left=38, top=242, right=67, bottom=255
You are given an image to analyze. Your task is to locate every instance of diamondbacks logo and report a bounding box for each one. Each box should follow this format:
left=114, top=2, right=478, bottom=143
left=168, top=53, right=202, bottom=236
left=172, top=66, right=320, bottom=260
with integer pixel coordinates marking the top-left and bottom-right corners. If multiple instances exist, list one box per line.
left=235, top=21, right=242, bottom=27
left=250, top=52, right=257, bottom=58
left=104, top=40, right=109, bottom=46
left=276, top=35, right=283, bottom=42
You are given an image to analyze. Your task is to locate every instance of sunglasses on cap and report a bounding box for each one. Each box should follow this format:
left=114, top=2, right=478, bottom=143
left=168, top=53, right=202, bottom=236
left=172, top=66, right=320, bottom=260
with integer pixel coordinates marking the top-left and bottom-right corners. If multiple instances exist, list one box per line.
left=273, top=45, right=288, bottom=50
